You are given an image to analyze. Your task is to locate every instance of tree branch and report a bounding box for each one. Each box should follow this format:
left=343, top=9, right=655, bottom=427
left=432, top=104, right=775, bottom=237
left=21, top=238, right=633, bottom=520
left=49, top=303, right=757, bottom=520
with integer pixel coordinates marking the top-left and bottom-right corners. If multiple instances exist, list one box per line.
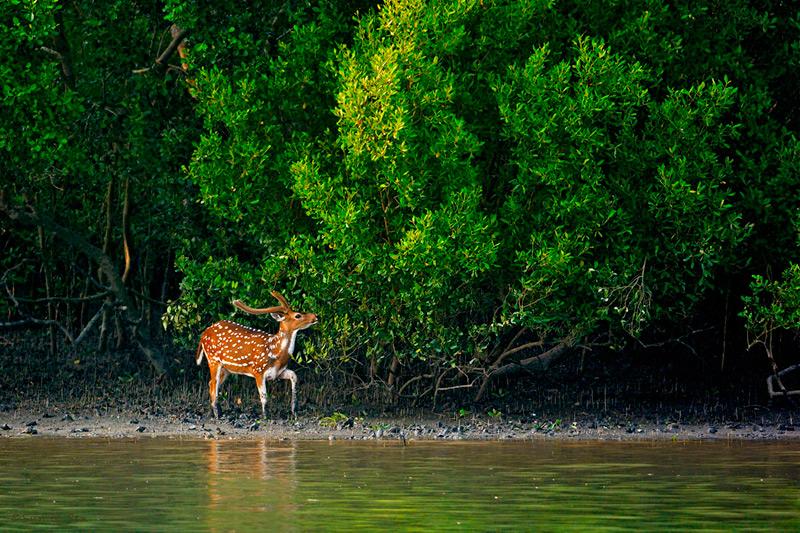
left=0, top=317, right=74, bottom=343
left=72, top=302, right=108, bottom=348
left=0, top=192, right=168, bottom=374
left=492, top=338, right=545, bottom=369
left=10, top=291, right=111, bottom=304
left=157, top=26, right=189, bottom=66
left=121, top=177, right=131, bottom=283
left=133, top=25, right=189, bottom=74
left=397, top=373, right=433, bottom=396
left=475, top=337, right=575, bottom=401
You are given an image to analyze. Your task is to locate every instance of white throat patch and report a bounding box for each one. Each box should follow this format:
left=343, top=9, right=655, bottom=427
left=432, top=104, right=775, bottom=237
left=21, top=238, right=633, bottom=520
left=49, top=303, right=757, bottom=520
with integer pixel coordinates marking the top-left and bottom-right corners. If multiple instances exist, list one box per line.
left=285, top=330, right=299, bottom=355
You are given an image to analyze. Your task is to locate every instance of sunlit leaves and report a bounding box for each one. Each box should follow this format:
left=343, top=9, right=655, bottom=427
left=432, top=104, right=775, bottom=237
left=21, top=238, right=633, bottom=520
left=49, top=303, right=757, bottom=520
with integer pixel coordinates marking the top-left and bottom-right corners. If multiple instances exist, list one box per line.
left=171, top=0, right=800, bottom=372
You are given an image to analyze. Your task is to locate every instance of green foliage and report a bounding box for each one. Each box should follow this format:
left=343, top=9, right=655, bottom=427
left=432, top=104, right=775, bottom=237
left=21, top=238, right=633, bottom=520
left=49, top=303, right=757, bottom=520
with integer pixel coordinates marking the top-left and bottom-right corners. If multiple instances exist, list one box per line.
left=0, top=0, right=77, bottom=184
left=741, top=263, right=800, bottom=344
left=166, top=0, right=800, bottom=388
left=1, top=1, right=202, bottom=356
left=5, top=0, right=798, bottom=389
left=495, top=38, right=744, bottom=339
left=319, top=411, right=350, bottom=427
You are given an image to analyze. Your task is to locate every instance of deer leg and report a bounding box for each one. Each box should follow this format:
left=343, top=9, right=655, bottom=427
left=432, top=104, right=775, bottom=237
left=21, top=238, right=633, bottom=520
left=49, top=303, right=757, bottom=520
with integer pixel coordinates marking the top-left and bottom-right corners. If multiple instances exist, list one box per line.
left=216, top=368, right=229, bottom=417
left=210, top=365, right=228, bottom=419
left=208, top=363, right=220, bottom=418
left=280, top=369, right=298, bottom=418
left=256, top=375, right=267, bottom=419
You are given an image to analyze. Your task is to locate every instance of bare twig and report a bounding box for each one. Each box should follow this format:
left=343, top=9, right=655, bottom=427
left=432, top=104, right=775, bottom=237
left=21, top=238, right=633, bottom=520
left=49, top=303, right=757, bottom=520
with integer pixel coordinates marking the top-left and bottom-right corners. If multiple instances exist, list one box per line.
left=397, top=373, right=433, bottom=396
left=0, top=317, right=74, bottom=343
left=10, top=292, right=110, bottom=304
left=72, top=302, right=109, bottom=348
left=435, top=381, right=480, bottom=393
left=636, top=327, right=713, bottom=354
left=133, top=25, right=189, bottom=74
left=128, top=288, right=168, bottom=307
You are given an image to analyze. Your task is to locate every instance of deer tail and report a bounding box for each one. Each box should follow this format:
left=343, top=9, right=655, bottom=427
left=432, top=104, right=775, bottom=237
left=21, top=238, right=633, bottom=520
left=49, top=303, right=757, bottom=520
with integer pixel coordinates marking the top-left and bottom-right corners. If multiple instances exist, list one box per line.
left=195, top=342, right=206, bottom=365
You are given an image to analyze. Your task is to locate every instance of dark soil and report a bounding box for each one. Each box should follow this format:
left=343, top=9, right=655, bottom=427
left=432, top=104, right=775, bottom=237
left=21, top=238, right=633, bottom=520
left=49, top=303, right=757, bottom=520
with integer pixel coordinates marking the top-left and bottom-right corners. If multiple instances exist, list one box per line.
left=2, top=382, right=799, bottom=442
left=2, top=333, right=799, bottom=441
left=2, top=403, right=799, bottom=441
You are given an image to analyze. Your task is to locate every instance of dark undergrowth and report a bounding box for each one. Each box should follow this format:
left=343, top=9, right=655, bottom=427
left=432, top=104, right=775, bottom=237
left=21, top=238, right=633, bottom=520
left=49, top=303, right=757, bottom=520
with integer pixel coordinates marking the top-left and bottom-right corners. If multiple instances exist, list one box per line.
left=1, top=332, right=795, bottom=427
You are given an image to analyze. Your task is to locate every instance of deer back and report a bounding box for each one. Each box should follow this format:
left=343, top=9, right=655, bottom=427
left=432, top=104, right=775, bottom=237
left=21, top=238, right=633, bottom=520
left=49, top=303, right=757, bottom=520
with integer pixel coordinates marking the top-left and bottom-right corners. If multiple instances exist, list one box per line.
left=201, top=320, right=289, bottom=376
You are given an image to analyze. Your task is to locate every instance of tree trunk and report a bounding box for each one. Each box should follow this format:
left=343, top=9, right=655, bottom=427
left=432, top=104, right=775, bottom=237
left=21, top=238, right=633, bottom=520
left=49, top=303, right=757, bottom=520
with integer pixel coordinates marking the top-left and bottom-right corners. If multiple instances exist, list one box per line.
left=38, top=226, right=57, bottom=356
left=98, top=179, right=114, bottom=352
left=387, top=355, right=400, bottom=387
left=52, top=2, right=75, bottom=89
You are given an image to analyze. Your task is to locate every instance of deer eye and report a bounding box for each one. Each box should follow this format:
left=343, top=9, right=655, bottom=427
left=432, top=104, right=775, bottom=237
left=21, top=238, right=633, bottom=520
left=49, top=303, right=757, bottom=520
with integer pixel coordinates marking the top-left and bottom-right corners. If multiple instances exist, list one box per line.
left=295, top=313, right=302, bottom=319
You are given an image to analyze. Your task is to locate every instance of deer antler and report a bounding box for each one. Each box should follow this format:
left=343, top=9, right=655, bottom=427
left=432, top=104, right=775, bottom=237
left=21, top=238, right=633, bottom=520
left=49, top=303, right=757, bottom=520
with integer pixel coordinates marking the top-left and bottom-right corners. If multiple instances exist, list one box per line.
left=232, top=300, right=282, bottom=315
left=232, top=291, right=292, bottom=315
left=270, top=290, right=291, bottom=310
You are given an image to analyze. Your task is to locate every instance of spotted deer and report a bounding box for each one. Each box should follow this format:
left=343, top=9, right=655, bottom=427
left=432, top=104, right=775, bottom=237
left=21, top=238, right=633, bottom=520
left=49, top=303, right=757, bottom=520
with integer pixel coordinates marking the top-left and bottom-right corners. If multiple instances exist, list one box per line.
left=196, top=291, right=318, bottom=418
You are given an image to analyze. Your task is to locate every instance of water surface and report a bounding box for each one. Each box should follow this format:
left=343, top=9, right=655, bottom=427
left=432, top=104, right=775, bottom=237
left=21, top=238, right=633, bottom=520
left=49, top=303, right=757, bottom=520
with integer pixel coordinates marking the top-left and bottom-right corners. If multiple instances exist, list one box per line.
left=1, top=438, right=799, bottom=531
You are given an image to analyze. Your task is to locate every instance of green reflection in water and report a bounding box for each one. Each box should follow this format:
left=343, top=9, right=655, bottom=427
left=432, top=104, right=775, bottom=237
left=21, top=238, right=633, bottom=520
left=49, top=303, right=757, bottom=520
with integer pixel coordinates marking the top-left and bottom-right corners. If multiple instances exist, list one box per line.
left=1, top=438, right=799, bottom=531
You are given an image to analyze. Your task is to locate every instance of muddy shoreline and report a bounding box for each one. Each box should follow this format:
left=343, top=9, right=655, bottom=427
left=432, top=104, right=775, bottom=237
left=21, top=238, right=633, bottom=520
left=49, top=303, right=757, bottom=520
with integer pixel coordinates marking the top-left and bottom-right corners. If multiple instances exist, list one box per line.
left=6, top=330, right=797, bottom=442
left=3, top=403, right=799, bottom=442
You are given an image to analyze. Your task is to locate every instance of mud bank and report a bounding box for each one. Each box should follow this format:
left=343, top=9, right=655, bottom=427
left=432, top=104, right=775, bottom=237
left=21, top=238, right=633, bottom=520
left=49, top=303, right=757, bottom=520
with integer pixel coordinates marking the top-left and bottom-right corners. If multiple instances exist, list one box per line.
left=2, top=404, right=799, bottom=442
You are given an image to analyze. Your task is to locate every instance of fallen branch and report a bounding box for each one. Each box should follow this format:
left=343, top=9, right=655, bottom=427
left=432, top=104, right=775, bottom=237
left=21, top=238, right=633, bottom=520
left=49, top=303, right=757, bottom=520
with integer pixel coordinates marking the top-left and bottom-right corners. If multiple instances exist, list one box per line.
left=475, top=337, right=575, bottom=402
left=0, top=317, right=74, bottom=343
left=766, top=363, right=800, bottom=398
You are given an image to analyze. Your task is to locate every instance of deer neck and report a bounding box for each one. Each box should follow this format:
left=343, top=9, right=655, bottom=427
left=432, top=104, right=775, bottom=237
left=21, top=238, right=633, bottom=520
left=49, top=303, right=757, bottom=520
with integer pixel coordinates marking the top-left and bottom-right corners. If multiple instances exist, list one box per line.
left=277, top=325, right=300, bottom=356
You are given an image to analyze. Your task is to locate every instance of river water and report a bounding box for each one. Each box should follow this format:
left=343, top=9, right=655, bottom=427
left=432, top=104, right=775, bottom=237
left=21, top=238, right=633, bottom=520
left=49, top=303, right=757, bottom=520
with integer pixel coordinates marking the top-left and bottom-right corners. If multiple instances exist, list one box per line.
left=1, top=438, right=798, bottom=531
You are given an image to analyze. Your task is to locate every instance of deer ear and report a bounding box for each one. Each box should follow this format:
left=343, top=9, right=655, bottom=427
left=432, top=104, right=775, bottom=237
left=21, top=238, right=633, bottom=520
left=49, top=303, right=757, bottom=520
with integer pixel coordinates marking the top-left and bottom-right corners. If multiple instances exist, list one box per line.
left=271, top=312, right=286, bottom=322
